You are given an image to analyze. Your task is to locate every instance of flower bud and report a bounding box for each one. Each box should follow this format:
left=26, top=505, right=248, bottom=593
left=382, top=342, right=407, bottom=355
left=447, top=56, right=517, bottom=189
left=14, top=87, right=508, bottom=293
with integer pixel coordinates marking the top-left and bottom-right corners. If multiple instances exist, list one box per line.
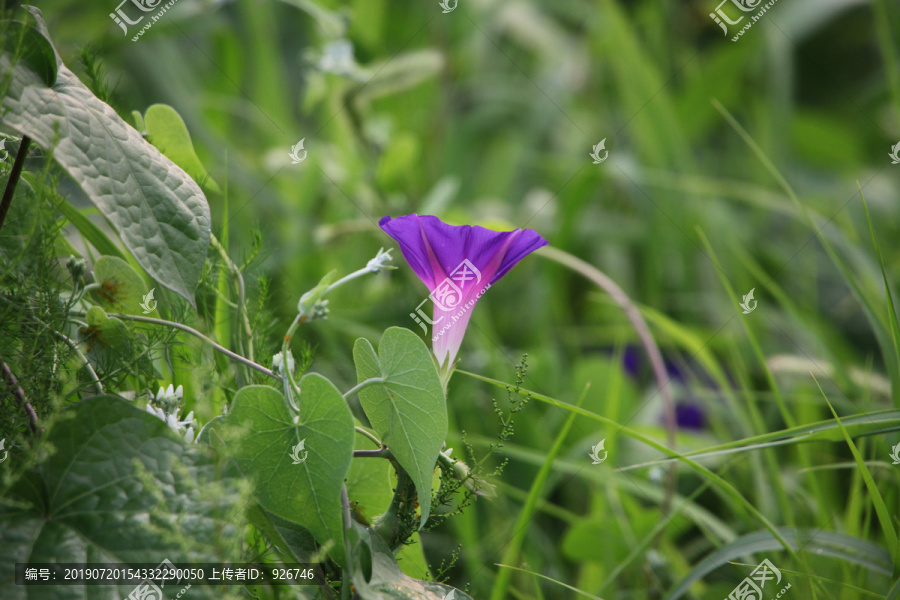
left=272, top=351, right=296, bottom=375
left=66, top=256, right=86, bottom=281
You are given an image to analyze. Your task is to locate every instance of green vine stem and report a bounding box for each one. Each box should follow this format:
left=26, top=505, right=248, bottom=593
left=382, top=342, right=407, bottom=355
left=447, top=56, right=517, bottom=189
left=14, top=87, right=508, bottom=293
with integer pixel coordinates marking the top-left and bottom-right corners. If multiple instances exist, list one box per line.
left=52, top=330, right=103, bottom=395
left=209, top=233, right=254, bottom=362
left=280, top=313, right=306, bottom=411
left=352, top=448, right=390, bottom=459
left=340, top=484, right=352, bottom=600
left=70, top=311, right=279, bottom=381
left=354, top=425, right=382, bottom=447
left=0, top=136, right=32, bottom=233
left=281, top=248, right=394, bottom=412
left=343, top=377, right=384, bottom=400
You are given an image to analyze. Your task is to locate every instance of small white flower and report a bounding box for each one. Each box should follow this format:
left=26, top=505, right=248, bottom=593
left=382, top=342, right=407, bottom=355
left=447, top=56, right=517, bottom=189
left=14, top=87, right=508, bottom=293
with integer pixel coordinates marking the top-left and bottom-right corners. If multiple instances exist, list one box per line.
left=145, top=384, right=198, bottom=443
left=366, top=247, right=394, bottom=273
left=273, top=351, right=296, bottom=375
left=145, top=403, right=165, bottom=420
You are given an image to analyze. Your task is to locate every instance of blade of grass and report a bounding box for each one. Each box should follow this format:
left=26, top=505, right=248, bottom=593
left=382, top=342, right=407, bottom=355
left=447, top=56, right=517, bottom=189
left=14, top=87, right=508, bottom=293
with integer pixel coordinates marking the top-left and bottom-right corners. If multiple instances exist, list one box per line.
left=488, top=384, right=590, bottom=600
left=702, top=229, right=834, bottom=538
left=816, top=375, right=899, bottom=565
left=712, top=98, right=900, bottom=392
left=494, top=564, right=605, bottom=600
left=729, top=563, right=882, bottom=598
left=460, top=370, right=800, bottom=561
left=873, top=0, right=900, bottom=125
left=618, top=410, right=900, bottom=470
left=860, top=190, right=900, bottom=398
left=734, top=247, right=861, bottom=395
left=888, top=574, right=900, bottom=600
left=213, top=165, right=231, bottom=357
left=211, top=164, right=232, bottom=402
left=54, top=199, right=125, bottom=261
left=697, top=229, right=805, bottom=527
left=469, top=435, right=737, bottom=543
left=617, top=434, right=816, bottom=472
left=665, top=528, right=892, bottom=600
left=601, top=474, right=717, bottom=592
left=696, top=229, right=796, bottom=428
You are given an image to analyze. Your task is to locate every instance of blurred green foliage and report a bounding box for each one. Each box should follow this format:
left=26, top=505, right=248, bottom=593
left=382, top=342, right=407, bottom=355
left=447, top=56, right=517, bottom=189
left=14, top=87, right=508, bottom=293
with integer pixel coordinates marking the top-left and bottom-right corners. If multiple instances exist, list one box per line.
left=3, top=0, right=900, bottom=597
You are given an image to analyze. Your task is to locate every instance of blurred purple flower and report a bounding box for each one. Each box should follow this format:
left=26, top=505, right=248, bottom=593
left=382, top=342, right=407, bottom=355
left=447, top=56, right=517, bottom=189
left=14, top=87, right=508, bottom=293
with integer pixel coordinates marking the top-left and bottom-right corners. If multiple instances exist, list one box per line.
left=607, top=345, right=710, bottom=431
left=380, top=214, right=548, bottom=367
left=674, top=402, right=706, bottom=430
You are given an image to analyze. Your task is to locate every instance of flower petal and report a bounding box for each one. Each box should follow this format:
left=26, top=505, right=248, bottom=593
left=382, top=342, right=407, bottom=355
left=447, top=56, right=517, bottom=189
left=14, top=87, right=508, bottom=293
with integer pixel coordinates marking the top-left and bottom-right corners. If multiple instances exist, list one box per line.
left=379, top=214, right=547, bottom=290
left=381, top=214, right=547, bottom=365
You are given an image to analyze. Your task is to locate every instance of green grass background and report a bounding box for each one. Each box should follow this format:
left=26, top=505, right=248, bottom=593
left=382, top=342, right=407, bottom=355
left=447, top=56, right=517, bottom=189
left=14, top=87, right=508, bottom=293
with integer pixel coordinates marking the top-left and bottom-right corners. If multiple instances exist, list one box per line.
left=15, top=0, right=900, bottom=597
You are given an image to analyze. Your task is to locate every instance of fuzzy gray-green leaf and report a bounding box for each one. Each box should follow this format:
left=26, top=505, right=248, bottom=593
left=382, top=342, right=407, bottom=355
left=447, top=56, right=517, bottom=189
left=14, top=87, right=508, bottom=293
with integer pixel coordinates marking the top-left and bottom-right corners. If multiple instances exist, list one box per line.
left=0, top=12, right=210, bottom=305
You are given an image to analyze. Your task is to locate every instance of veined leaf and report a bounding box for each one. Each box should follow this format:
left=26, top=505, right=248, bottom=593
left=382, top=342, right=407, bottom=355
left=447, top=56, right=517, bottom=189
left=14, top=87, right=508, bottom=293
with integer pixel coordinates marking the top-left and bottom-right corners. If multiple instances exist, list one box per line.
left=0, top=9, right=210, bottom=305
left=0, top=396, right=243, bottom=600
left=210, top=380, right=354, bottom=565
left=246, top=504, right=318, bottom=564
left=93, top=255, right=151, bottom=316
left=353, top=327, right=447, bottom=526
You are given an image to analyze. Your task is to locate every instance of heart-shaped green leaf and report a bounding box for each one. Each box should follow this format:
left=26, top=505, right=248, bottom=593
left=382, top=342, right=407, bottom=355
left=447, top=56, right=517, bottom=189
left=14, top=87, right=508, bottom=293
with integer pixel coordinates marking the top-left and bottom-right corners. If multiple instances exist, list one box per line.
left=353, top=327, right=446, bottom=526
left=82, top=305, right=130, bottom=368
left=93, top=255, right=152, bottom=315
left=0, top=10, right=210, bottom=305
left=0, top=396, right=242, bottom=600
left=212, top=379, right=354, bottom=564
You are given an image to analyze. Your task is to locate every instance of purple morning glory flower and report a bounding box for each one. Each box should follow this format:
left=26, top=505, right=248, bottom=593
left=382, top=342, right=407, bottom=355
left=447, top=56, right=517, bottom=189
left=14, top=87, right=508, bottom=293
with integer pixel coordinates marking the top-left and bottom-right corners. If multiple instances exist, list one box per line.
left=379, top=214, right=548, bottom=367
